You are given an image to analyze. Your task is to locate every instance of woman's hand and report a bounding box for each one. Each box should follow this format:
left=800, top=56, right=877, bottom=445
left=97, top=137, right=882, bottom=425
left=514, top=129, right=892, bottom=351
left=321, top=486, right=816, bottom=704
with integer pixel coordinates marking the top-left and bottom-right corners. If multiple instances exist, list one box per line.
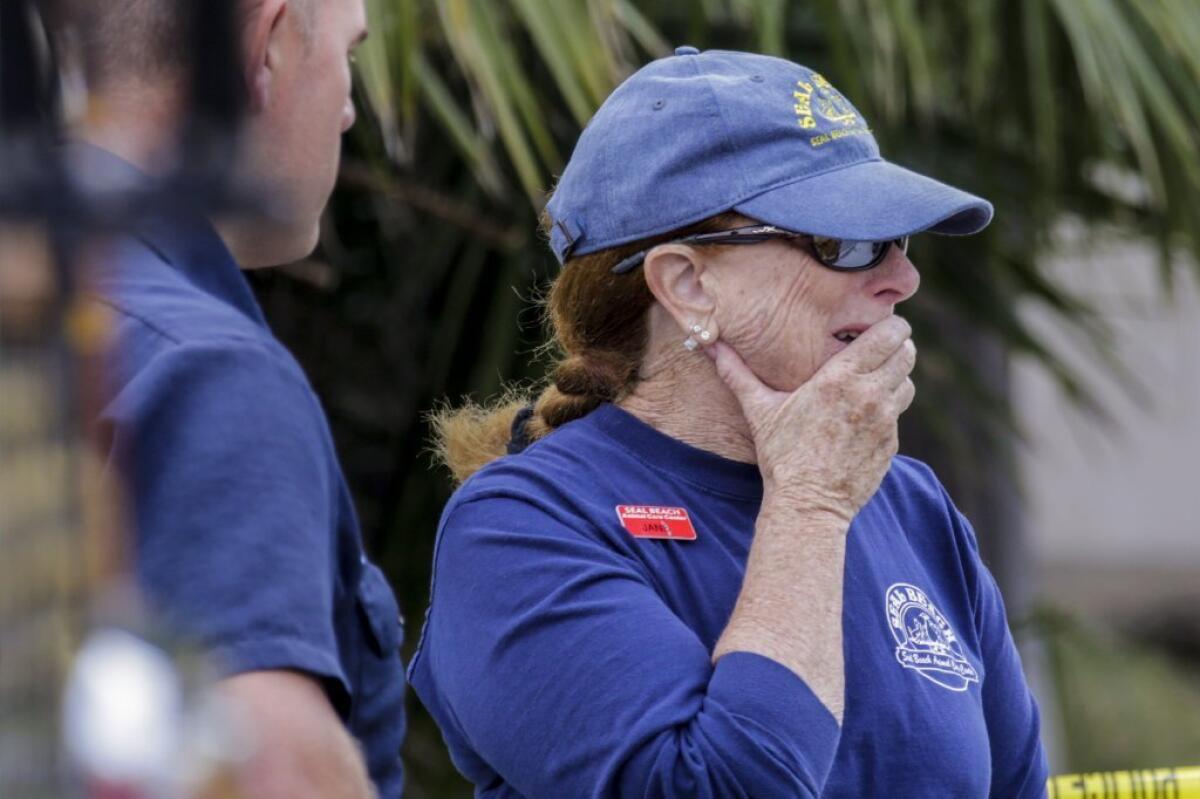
left=709, top=315, right=916, bottom=523
left=709, top=316, right=916, bottom=720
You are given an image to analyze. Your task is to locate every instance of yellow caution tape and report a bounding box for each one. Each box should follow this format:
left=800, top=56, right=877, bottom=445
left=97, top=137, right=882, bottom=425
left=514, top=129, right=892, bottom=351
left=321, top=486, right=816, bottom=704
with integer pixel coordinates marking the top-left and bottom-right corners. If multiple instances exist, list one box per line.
left=1048, top=766, right=1200, bottom=798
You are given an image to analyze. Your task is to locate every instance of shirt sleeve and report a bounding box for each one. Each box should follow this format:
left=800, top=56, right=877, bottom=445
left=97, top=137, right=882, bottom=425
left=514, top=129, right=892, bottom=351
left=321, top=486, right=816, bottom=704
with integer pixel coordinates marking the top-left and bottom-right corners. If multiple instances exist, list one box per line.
left=102, top=338, right=347, bottom=695
left=950, top=506, right=1049, bottom=798
left=417, top=494, right=841, bottom=799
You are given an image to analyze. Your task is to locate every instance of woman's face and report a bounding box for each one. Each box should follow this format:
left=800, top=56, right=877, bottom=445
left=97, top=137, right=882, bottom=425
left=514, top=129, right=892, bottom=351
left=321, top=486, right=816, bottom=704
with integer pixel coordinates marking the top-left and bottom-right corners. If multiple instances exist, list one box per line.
left=707, top=235, right=920, bottom=392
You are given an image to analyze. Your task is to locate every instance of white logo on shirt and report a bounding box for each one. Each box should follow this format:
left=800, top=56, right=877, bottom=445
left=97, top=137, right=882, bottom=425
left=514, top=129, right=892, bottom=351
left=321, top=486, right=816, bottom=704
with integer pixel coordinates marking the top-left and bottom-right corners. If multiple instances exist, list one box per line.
left=884, top=582, right=980, bottom=692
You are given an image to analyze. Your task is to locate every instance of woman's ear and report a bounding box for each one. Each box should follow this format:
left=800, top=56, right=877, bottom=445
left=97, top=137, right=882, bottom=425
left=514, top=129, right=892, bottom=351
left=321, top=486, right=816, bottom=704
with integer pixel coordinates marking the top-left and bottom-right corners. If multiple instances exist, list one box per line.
left=642, top=244, right=719, bottom=342
left=243, top=0, right=288, bottom=113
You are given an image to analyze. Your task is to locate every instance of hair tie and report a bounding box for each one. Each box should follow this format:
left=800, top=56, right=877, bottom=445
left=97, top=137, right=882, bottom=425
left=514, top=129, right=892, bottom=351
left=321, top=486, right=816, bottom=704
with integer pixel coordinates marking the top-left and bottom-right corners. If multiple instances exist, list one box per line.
left=507, top=404, right=536, bottom=455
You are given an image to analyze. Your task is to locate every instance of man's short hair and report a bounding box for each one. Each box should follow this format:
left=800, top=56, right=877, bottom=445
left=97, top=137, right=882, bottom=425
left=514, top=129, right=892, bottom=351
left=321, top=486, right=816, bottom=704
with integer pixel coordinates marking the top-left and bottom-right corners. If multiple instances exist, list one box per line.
left=77, top=0, right=188, bottom=85
left=69, top=0, right=314, bottom=88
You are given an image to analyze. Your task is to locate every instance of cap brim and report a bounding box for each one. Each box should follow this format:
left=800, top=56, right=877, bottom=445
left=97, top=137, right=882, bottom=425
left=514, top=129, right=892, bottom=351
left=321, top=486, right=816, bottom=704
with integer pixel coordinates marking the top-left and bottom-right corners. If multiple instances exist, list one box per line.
left=734, top=159, right=992, bottom=241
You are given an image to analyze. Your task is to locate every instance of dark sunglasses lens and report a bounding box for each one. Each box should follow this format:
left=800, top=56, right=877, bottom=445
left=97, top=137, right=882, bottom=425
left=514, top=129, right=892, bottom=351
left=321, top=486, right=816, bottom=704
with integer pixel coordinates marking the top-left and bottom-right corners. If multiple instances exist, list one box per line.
left=810, top=237, right=885, bottom=269
left=813, top=236, right=911, bottom=269
left=810, top=235, right=845, bottom=264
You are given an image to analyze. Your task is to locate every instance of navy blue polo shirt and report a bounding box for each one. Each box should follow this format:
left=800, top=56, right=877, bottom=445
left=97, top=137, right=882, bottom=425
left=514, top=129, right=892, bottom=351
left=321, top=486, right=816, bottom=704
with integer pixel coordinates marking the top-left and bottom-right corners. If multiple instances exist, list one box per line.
left=410, top=404, right=1047, bottom=797
left=85, top=147, right=406, bottom=796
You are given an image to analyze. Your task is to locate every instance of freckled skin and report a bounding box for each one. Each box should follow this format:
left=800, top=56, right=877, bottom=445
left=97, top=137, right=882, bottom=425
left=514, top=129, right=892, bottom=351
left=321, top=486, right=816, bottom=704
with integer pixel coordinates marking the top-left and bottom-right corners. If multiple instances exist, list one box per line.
left=707, top=237, right=919, bottom=392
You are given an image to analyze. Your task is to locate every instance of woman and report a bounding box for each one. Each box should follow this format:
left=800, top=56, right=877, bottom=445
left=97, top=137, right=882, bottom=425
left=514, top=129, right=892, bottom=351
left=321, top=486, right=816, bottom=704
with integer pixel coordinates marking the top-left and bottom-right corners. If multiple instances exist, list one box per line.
left=410, top=47, right=1047, bottom=797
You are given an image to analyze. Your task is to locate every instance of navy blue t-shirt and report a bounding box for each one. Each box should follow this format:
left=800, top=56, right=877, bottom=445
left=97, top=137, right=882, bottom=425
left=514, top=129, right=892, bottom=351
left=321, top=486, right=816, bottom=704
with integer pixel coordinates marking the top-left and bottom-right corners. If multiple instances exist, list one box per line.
left=86, top=149, right=406, bottom=796
left=409, top=403, right=1047, bottom=797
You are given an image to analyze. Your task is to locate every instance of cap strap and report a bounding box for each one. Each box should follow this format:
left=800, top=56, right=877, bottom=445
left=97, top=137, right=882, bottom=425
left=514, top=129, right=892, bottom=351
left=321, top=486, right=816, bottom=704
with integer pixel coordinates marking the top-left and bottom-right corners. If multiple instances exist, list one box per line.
left=550, top=217, right=584, bottom=263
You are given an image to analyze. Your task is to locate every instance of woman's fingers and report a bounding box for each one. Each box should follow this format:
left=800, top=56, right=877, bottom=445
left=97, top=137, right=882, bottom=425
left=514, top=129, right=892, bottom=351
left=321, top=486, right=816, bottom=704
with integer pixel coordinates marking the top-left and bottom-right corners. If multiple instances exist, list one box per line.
left=707, top=321, right=917, bottom=521
left=705, top=321, right=921, bottom=520
left=708, top=341, right=783, bottom=417
left=876, top=338, right=917, bottom=390
left=893, top=377, right=916, bottom=415
left=837, top=316, right=912, bottom=375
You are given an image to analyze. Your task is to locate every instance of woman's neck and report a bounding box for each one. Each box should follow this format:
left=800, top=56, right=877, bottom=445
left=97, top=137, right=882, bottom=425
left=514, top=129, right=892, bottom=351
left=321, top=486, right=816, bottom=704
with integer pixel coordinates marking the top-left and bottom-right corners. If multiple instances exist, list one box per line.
left=618, top=329, right=757, bottom=464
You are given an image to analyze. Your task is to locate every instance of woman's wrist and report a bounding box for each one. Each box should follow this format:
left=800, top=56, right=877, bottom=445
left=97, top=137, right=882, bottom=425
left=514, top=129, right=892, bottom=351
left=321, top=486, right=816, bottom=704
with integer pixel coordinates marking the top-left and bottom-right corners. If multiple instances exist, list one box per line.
left=758, top=484, right=856, bottom=532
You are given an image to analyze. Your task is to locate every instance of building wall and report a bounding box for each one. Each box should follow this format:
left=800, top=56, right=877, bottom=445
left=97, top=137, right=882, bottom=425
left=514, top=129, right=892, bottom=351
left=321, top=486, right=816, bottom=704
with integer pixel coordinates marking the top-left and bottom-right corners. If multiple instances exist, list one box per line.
left=1013, top=221, right=1200, bottom=618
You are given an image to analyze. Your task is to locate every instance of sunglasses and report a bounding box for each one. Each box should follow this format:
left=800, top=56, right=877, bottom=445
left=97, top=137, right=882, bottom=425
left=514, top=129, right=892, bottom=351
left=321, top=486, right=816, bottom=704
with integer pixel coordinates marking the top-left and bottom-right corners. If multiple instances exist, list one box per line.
left=610, top=224, right=910, bottom=275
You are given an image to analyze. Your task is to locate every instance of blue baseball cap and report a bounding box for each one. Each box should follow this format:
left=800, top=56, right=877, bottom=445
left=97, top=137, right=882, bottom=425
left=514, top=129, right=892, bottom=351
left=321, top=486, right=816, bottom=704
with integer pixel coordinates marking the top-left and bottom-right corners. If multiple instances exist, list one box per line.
left=546, top=47, right=992, bottom=265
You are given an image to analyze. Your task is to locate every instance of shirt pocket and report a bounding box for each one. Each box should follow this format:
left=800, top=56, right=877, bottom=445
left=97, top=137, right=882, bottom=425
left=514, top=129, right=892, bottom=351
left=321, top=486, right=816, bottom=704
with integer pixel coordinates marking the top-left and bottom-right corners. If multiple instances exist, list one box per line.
left=356, top=561, right=403, bottom=657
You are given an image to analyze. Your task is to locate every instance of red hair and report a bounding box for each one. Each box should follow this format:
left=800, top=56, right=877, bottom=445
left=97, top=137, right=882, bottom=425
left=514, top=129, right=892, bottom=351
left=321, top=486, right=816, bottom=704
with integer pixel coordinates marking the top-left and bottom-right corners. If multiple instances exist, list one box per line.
left=430, top=211, right=741, bottom=484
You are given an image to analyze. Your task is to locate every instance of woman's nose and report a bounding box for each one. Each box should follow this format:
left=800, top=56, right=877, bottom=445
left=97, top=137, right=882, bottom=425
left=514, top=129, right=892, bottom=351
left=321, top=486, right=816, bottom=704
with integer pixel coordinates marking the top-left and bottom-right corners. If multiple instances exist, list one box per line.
left=866, top=245, right=920, bottom=304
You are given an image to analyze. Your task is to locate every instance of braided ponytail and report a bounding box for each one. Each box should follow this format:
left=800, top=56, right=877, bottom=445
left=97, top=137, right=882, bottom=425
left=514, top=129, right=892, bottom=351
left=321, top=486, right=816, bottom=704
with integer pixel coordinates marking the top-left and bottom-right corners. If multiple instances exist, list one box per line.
left=431, top=211, right=742, bottom=484
left=529, top=349, right=638, bottom=435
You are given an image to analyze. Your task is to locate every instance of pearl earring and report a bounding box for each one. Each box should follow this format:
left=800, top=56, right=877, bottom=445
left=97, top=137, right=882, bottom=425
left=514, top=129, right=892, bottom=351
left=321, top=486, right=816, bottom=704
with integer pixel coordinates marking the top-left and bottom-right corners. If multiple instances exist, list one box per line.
left=683, top=321, right=714, bottom=351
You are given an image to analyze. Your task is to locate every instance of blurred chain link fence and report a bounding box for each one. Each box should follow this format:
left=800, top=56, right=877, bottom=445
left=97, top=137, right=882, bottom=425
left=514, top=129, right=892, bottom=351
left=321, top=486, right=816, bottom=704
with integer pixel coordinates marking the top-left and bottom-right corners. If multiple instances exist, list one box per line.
left=0, top=1, right=246, bottom=794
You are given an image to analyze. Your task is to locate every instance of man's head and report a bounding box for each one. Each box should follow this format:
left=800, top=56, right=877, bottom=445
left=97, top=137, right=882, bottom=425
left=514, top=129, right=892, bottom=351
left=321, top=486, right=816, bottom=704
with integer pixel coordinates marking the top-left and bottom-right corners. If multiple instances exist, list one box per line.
left=73, top=0, right=368, bottom=268
left=234, top=0, right=368, bottom=267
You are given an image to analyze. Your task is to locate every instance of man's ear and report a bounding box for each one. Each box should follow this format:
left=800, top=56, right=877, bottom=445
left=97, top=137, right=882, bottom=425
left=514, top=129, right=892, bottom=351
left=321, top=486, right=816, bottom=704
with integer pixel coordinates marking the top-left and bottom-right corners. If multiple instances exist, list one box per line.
left=243, top=0, right=288, bottom=113
left=642, top=244, right=719, bottom=339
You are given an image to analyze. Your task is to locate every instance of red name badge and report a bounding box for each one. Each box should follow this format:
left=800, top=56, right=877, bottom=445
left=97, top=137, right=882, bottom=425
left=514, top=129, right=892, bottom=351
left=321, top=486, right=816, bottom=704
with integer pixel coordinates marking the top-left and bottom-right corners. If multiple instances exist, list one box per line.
left=616, top=505, right=697, bottom=541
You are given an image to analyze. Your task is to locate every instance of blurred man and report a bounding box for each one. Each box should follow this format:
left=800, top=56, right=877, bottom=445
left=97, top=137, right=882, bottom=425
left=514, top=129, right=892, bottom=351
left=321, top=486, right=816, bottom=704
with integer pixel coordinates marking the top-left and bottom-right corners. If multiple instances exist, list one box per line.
left=71, top=0, right=406, bottom=795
